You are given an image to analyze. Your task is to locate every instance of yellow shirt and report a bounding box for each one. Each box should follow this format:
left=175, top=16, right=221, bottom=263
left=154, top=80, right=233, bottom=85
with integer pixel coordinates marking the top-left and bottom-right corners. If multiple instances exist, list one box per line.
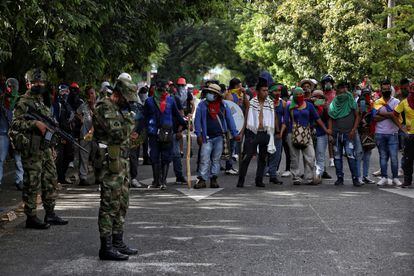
left=395, top=99, right=414, bottom=134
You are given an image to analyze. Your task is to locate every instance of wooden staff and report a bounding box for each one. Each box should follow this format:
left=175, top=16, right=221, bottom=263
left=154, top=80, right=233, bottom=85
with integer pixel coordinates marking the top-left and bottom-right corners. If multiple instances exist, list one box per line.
left=186, top=118, right=192, bottom=189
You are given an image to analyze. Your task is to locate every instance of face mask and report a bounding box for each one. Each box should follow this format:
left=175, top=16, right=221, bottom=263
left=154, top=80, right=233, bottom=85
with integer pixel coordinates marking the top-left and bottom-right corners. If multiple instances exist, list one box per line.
left=59, top=94, right=68, bottom=102
left=296, top=95, right=304, bottom=106
left=336, top=93, right=349, bottom=101
left=31, top=85, right=46, bottom=95
left=355, top=90, right=361, bottom=96
left=139, top=93, right=148, bottom=103
left=178, top=87, right=186, bottom=94
left=360, top=100, right=367, bottom=112
left=206, top=93, right=216, bottom=102
left=382, top=90, right=391, bottom=98
left=155, top=88, right=166, bottom=97
left=401, top=89, right=409, bottom=98
left=324, top=83, right=332, bottom=91
left=314, top=99, right=325, bottom=106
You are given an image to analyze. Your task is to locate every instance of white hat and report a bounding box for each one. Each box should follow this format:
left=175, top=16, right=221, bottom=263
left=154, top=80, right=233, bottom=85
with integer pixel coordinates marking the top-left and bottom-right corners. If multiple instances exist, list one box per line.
left=118, top=72, right=132, bottom=82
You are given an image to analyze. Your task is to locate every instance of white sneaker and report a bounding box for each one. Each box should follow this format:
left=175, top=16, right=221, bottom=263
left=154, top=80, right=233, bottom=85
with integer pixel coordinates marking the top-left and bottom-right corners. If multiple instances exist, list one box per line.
left=225, top=168, right=239, bottom=175
left=398, top=169, right=404, bottom=177
left=392, top=178, right=402, bottom=187
left=377, top=177, right=388, bottom=187
left=281, top=171, right=291, bottom=177
left=131, top=179, right=143, bottom=188
left=329, top=158, right=335, bottom=167
left=232, top=154, right=239, bottom=161
left=372, top=170, right=381, bottom=177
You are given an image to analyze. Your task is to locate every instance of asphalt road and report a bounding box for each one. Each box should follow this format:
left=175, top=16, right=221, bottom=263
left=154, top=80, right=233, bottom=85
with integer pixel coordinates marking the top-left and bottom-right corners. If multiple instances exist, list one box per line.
left=0, top=146, right=413, bottom=275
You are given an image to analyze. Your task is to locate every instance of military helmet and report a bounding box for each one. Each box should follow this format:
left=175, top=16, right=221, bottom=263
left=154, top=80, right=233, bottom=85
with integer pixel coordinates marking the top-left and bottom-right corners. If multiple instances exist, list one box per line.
left=118, top=72, right=132, bottom=82
left=25, top=68, right=47, bottom=83
left=114, top=78, right=138, bottom=102
left=320, top=74, right=334, bottom=84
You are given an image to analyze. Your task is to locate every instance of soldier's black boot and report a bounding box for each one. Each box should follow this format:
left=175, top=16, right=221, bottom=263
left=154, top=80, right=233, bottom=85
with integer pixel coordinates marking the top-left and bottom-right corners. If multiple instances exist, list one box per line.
left=149, top=164, right=160, bottom=188
left=44, top=212, right=68, bottom=225
left=160, top=164, right=169, bottom=190
left=112, top=232, right=138, bottom=255
left=99, top=236, right=129, bottom=261
left=26, top=215, right=50, bottom=229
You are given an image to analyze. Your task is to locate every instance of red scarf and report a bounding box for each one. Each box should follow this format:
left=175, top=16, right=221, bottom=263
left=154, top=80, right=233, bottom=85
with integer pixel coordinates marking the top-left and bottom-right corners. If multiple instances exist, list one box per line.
left=208, top=100, right=221, bottom=119
left=407, top=92, right=414, bottom=109
left=159, top=93, right=168, bottom=113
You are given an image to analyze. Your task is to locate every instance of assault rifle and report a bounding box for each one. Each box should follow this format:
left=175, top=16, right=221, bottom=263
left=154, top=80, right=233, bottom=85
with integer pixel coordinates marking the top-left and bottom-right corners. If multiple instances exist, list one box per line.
left=25, top=107, right=89, bottom=153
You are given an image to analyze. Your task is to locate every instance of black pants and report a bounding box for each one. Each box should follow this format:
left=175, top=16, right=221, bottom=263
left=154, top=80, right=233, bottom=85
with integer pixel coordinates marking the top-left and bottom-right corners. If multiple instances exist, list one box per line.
left=238, top=130, right=270, bottom=184
left=403, top=135, right=414, bottom=185
left=282, top=133, right=291, bottom=171
left=56, top=142, right=74, bottom=183
left=141, top=140, right=150, bottom=162
left=129, top=146, right=140, bottom=180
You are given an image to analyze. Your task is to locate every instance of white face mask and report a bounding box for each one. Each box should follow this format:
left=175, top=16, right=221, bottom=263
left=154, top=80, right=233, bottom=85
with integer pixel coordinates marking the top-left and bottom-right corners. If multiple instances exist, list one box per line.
left=355, top=90, right=361, bottom=96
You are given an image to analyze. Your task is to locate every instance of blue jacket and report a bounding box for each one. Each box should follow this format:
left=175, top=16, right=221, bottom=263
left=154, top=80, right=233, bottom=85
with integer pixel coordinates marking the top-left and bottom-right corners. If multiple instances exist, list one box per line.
left=195, top=100, right=238, bottom=143
left=0, top=104, right=12, bottom=135
left=144, top=96, right=186, bottom=136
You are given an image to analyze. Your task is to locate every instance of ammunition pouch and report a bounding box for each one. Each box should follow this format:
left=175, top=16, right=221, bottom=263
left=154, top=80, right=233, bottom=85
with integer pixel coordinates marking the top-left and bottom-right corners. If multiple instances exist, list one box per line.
left=9, top=130, right=30, bottom=154
left=107, top=145, right=121, bottom=173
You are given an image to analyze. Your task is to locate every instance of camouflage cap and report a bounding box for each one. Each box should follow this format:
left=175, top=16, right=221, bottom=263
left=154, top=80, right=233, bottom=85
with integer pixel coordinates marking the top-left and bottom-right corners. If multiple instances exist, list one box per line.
left=25, top=68, right=47, bottom=83
left=114, top=78, right=138, bottom=102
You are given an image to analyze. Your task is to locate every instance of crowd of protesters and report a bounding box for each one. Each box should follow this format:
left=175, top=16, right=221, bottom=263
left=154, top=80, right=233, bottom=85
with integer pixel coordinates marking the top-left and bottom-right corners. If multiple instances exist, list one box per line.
left=1, top=71, right=414, bottom=203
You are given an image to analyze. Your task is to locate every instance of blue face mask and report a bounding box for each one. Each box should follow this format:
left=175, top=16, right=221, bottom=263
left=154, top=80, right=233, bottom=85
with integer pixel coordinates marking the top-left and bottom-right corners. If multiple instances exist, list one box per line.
left=206, top=93, right=216, bottom=102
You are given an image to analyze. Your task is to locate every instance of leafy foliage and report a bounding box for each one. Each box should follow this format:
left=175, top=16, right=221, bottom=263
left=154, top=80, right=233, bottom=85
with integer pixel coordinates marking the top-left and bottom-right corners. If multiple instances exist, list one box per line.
left=235, top=0, right=413, bottom=84
left=0, top=0, right=224, bottom=83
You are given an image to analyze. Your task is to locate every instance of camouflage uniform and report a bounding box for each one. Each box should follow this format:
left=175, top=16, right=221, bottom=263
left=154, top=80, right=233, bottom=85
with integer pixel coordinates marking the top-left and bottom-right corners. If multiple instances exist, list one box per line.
left=10, top=94, right=58, bottom=216
left=93, top=97, right=135, bottom=237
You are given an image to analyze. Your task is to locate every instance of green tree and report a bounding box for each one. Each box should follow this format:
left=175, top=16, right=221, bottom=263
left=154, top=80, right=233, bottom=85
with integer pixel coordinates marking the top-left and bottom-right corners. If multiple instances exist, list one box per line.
left=371, top=1, right=414, bottom=82
left=234, top=0, right=411, bottom=85
left=0, top=0, right=225, bottom=84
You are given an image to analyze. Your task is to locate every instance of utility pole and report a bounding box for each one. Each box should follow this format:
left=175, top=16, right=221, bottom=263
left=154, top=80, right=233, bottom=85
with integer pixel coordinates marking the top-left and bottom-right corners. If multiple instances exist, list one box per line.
left=387, top=0, right=395, bottom=29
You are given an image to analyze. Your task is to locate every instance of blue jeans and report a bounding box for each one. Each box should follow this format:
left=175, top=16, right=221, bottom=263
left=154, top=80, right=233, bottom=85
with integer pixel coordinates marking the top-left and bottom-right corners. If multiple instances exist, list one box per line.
left=354, top=134, right=368, bottom=179
left=315, top=135, right=328, bottom=176
left=333, top=132, right=361, bottom=180
left=172, top=134, right=184, bottom=178
left=361, top=150, right=372, bottom=178
left=268, top=137, right=283, bottom=177
left=198, top=136, right=223, bottom=181
left=0, top=134, right=24, bottom=185
left=148, top=135, right=173, bottom=166
left=375, top=133, right=399, bottom=178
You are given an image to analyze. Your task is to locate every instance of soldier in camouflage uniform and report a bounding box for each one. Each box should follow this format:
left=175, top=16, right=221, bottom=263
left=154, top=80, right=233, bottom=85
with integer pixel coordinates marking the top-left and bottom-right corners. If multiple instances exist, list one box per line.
left=9, top=69, right=68, bottom=229
left=93, top=73, right=139, bottom=261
